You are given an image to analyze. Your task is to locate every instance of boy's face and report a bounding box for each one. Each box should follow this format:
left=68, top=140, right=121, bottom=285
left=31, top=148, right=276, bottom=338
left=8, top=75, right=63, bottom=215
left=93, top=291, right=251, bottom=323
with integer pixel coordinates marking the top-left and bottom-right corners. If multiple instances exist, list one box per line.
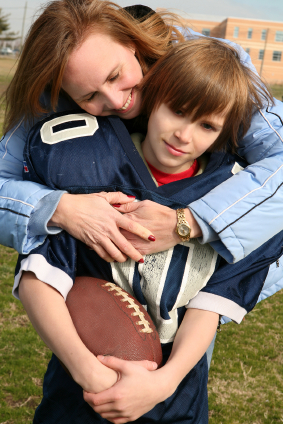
left=142, top=103, right=225, bottom=174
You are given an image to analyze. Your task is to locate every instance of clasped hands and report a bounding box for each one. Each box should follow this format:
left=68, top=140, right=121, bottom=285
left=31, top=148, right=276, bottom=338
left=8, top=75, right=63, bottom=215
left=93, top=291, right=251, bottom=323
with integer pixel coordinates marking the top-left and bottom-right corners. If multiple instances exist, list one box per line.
left=50, top=191, right=201, bottom=263
left=83, top=355, right=169, bottom=424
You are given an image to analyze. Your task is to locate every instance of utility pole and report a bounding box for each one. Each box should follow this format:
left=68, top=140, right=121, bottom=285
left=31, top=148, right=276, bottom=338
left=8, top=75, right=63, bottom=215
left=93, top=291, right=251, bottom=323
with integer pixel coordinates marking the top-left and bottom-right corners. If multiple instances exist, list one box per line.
left=20, top=1, right=27, bottom=50
left=260, top=28, right=269, bottom=77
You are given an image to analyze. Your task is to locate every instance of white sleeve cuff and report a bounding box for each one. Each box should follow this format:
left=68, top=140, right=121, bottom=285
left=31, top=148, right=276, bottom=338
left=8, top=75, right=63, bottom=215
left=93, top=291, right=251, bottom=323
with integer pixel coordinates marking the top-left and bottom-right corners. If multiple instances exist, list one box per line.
left=13, top=254, right=73, bottom=301
left=186, top=292, right=246, bottom=323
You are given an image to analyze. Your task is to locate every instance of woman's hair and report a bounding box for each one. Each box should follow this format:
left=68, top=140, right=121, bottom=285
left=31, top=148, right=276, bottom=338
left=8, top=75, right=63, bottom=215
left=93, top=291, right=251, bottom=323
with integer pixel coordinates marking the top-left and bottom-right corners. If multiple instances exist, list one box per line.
left=140, top=38, right=274, bottom=151
left=3, top=0, right=185, bottom=133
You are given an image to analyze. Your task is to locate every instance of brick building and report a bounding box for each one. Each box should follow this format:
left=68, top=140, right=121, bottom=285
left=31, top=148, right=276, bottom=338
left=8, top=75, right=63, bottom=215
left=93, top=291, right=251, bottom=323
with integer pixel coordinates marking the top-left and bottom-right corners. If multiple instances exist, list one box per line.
left=180, top=14, right=283, bottom=84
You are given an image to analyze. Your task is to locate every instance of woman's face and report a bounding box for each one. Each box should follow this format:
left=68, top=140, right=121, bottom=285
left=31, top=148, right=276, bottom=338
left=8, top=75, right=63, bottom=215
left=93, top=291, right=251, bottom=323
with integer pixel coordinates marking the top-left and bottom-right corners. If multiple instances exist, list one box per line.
left=62, top=32, right=143, bottom=119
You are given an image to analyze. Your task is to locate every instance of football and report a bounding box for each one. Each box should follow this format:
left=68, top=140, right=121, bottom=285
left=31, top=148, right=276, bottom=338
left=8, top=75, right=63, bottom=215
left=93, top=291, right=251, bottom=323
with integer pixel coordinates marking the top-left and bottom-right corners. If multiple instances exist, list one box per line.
left=66, top=276, right=163, bottom=367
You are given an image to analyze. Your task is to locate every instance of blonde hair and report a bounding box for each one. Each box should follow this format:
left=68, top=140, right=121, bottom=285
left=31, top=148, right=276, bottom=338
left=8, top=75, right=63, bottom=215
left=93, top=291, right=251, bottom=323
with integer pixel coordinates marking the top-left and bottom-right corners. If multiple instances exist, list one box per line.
left=3, top=0, right=185, bottom=133
left=140, top=38, right=274, bottom=151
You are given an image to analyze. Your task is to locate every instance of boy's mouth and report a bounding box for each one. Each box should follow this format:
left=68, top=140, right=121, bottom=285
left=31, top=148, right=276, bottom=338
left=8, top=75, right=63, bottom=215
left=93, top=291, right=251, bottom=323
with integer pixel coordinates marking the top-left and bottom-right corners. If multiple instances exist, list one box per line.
left=164, top=141, right=186, bottom=156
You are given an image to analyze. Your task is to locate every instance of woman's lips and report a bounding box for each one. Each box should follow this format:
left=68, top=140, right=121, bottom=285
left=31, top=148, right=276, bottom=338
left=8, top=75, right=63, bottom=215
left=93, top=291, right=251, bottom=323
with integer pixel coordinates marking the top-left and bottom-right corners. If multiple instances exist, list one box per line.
left=116, top=90, right=134, bottom=114
left=164, top=141, right=186, bottom=156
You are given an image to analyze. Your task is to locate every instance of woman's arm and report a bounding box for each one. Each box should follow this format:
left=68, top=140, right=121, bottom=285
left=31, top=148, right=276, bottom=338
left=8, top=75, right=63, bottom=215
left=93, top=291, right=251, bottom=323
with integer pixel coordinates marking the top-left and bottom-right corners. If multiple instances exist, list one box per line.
left=190, top=99, right=283, bottom=263
left=0, top=120, right=64, bottom=254
left=84, top=309, right=219, bottom=423
left=184, top=29, right=283, bottom=262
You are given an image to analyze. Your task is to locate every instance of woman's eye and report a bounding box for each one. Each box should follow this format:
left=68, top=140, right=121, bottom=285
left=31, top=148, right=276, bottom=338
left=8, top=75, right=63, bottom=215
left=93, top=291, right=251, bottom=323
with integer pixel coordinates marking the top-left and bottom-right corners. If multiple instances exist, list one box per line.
left=109, top=73, right=119, bottom=82
left=85, top=92, right=97, bottom=102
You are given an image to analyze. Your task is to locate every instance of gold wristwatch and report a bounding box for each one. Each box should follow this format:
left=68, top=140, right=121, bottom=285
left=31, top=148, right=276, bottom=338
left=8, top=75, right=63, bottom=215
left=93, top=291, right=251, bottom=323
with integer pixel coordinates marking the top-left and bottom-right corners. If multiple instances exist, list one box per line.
left=175, top=208, right=191, bottom=242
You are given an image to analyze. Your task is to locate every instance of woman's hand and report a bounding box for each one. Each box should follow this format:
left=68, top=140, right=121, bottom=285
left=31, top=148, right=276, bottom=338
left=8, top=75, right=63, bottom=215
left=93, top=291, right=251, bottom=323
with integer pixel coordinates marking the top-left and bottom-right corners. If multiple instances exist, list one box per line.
left=48, top=192, right=155, bottom=263
left=83, top=356, right=167, bottom=424
left=118, top=200, right=202, bottom=256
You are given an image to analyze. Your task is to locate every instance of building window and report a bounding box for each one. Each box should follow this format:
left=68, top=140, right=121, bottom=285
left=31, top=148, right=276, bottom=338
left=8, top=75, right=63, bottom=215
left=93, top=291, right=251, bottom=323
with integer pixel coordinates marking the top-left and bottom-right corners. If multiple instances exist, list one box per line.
left=202, top=28, right=210, bottom=36
left=233, top=27, right=239, bottom=38
left=261, top=29, right=267, bottom=40
left=258, top=49, right=264, bottom=60
left=275, top=31, right=283, bottom=42
left=247, top=28, right=253, bottom=39
left=246, top=48, right=250, bottom=54
left=272, top=51, right=282, bottom=61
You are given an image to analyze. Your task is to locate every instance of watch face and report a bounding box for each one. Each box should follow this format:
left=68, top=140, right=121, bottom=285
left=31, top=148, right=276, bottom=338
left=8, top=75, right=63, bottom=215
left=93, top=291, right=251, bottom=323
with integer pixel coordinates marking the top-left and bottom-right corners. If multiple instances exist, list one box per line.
left=178, top=224, right=190, bottom=237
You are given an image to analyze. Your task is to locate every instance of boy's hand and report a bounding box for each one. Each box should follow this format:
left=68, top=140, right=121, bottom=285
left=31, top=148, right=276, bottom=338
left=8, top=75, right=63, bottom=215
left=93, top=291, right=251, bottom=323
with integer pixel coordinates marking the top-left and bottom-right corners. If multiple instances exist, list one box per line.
left=83, top=356, right=165, bottom=423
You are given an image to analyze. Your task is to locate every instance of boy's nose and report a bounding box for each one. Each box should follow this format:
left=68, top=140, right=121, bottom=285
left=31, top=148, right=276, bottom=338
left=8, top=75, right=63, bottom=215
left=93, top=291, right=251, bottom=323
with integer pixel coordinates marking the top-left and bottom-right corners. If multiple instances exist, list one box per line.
left=174, top=125, right=193, bottom=143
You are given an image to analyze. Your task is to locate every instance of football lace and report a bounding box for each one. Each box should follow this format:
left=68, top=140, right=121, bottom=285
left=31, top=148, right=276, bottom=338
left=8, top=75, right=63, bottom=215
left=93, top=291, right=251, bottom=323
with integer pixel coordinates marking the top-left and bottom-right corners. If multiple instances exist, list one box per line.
left=103, top=283, right=153, bottom=333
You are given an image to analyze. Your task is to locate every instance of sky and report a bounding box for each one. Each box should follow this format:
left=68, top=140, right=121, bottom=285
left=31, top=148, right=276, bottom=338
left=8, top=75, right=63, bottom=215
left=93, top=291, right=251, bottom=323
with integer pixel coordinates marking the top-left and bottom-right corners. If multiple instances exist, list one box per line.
left=1, top=0, right=283, bottom=39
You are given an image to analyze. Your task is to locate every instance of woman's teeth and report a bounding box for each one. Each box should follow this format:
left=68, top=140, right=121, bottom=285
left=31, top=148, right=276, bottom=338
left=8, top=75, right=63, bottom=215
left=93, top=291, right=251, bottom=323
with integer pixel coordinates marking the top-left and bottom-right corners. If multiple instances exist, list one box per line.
left=119, top=92, right=132, bottom=110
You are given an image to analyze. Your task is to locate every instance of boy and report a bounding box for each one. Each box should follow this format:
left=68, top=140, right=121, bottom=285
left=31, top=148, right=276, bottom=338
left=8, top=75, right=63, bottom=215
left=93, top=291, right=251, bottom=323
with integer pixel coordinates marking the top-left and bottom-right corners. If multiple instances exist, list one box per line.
left=14, top=38, right=283, bottom=423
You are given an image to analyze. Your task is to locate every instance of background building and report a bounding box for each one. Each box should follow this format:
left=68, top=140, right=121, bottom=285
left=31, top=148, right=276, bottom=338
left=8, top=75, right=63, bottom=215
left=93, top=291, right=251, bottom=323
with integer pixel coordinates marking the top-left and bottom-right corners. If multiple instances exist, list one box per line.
left=182, top=14, right=283, bottom=84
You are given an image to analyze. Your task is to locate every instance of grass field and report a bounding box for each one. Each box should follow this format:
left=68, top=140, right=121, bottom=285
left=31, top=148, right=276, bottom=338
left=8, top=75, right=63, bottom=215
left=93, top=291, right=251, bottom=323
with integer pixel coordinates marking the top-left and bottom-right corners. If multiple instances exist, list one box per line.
left=0, top=57, right=283, bottom=423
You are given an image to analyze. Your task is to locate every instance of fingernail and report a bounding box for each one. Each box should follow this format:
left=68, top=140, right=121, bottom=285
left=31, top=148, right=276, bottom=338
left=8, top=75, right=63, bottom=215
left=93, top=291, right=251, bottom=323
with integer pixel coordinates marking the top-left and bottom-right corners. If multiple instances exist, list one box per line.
left=112, top=204, right=121, bottom=207
left=148, top=235, right=155, bottom=241
left=114, top=260, right=118, bottom=263
left=138, top=258, right=144, bottom=263
left=127, top=195, right=135, bottom=198
left=97, top=355, right=105, bottom=360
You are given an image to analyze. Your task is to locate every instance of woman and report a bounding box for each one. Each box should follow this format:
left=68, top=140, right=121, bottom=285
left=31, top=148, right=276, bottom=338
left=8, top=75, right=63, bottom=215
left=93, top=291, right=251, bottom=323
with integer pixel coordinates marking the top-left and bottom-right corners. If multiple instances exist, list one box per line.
left=1, top=0, right=283, bottom=288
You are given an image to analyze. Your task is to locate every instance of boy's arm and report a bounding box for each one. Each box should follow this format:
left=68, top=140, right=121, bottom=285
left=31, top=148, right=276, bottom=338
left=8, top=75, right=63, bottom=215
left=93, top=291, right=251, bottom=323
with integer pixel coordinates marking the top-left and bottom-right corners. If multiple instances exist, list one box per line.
left=19, top=271, right=120, bottom=393
left=84, top=308, right=219, bottom=423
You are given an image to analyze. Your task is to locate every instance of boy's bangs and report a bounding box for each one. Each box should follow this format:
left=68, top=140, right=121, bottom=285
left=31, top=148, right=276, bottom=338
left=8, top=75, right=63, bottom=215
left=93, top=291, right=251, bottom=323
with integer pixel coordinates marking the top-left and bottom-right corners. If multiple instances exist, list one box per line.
left=146, top=38, right=241, bottom=121
left=166, top=78, right=233, bottom=122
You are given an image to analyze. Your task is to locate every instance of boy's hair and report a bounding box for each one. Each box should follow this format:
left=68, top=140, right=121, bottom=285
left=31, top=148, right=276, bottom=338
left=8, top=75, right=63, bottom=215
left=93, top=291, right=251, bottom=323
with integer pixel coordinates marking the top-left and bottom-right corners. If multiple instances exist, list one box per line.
left=140, top=38, right=274, bottom=151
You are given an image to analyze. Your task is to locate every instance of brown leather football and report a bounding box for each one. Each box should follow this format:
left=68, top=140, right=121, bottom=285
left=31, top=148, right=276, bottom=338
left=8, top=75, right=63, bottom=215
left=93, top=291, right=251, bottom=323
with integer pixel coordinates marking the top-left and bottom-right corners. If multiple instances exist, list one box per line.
left=66, top=276, right=163, bottom=367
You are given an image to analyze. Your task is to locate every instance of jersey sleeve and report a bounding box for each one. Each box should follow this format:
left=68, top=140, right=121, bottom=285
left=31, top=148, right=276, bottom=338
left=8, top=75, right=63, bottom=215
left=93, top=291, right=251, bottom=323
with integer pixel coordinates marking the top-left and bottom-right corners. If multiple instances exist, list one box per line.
left=13, top=230, right=77, bottom=300
left=187, top=231, right=283, bottom=322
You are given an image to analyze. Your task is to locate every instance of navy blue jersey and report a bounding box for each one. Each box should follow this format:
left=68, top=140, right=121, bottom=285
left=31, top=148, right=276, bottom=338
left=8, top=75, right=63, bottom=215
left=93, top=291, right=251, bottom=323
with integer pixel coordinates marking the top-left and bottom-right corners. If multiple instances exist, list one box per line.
left=15, top=112, right=283, bottom=424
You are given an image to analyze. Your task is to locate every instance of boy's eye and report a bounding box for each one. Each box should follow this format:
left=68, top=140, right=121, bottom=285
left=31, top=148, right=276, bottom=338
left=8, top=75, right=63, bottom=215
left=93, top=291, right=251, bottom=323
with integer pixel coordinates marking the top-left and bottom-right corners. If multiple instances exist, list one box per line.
left=175, top=110, right=184, bottom=116
left=201, top=123, right=213, bottom=130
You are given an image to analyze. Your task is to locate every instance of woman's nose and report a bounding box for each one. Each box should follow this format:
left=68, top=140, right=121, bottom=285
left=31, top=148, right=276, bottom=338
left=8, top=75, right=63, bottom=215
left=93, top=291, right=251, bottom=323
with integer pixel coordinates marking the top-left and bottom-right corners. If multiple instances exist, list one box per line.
left=103, top=88, right=126, bottom=111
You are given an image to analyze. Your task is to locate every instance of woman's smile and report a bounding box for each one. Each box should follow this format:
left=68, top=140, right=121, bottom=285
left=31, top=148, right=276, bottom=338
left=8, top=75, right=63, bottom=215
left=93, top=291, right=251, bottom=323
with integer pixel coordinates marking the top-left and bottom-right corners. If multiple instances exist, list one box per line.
left=117, top=89, right=134, bottom=113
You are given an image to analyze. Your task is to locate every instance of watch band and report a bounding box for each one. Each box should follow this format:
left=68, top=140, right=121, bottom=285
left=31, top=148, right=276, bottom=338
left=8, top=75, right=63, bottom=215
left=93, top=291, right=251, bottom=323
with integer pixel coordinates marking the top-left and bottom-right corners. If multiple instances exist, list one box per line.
left=176, top=208, right=191, bottom=242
